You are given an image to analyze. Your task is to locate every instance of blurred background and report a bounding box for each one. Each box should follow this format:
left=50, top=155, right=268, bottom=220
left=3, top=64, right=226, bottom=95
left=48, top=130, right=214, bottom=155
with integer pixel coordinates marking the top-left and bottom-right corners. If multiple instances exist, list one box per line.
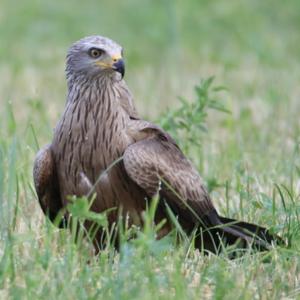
left=0, top=0, right=299, bottom=219
left=1, top=0, right=299, bottom=116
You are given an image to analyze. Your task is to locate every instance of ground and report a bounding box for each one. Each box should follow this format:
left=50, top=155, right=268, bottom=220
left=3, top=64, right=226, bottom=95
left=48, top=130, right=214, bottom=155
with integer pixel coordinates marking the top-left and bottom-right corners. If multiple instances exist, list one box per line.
left=0, top=0, right=299, bottom=299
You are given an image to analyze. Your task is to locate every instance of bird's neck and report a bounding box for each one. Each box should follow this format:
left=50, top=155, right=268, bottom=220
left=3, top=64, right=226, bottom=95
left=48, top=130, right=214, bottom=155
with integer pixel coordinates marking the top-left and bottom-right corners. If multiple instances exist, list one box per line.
left=64, top=74, right=135, bottom=151
left=66, top=72, right=137, bottom=120
left=67, top=71, right=120, bottom=93
left=67, top=74, right=124, bottom=115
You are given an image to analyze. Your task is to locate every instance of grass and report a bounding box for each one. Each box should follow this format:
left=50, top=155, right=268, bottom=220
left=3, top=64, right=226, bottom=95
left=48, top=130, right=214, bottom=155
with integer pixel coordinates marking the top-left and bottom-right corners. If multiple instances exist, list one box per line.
left=0, top=0, right=300, bottom=299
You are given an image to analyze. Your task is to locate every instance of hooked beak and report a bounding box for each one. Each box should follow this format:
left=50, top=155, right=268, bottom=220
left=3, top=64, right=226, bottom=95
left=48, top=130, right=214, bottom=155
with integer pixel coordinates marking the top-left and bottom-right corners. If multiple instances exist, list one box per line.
left=112, top=59, right=125, bottom=78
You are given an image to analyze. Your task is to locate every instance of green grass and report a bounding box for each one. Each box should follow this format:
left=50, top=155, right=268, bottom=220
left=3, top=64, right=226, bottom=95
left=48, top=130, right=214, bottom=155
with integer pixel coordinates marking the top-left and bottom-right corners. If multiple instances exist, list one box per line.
left=1, top=0, right=300, bottom=299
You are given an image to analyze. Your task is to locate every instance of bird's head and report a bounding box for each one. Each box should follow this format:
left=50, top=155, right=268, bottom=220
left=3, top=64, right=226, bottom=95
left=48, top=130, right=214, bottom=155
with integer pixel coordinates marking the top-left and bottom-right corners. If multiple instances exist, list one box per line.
left=66, top=35, right=125, bottom=80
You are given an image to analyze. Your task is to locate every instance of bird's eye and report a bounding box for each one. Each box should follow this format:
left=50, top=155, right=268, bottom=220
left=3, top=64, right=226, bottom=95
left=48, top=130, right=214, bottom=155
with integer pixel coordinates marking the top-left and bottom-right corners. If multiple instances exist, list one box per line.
left=89, top=48, right=104, bottom=58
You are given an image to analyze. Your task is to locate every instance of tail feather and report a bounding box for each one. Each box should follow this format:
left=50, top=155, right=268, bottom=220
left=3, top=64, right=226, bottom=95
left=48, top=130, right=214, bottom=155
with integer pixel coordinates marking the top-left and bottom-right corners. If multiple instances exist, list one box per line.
left=219, top=216, right=282, bottom=245
left=195, top=210, right=283, bottom=254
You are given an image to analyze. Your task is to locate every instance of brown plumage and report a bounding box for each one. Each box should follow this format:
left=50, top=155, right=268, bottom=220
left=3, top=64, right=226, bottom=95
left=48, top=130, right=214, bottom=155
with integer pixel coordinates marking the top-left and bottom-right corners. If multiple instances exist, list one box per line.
left=33, top=36, right=281, bottom=254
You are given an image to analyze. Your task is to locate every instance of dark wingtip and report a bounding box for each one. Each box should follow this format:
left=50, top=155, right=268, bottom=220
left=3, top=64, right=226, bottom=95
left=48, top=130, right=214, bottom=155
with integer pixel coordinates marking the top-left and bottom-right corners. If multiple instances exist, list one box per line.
left=219, top=216, right=285, bottom=247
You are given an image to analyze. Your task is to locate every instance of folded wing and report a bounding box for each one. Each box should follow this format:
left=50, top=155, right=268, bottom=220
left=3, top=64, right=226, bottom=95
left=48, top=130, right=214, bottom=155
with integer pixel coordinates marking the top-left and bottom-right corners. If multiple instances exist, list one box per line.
left=123, top=126, right=216, bottom=226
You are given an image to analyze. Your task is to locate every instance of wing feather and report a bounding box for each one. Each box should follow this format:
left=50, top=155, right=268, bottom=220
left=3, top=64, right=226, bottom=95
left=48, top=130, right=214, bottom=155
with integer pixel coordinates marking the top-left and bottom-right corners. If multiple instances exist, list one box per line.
left=33, top=145, right=64, bottom=226
left=123, top=129, right=215, bottom=224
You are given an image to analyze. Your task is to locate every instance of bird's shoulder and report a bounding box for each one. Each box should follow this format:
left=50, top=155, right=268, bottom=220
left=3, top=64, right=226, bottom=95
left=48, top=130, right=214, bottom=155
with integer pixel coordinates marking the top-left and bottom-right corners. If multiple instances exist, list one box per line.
left=126, top=118, right=181, bottom=152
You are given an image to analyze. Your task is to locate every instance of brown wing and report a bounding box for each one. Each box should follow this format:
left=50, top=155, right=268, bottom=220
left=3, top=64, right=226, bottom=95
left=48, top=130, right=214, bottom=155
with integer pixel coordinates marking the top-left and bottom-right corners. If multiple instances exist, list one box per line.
left=123, top=129, right=215, bottom=224
left=33, top=145, right=65, bottom=227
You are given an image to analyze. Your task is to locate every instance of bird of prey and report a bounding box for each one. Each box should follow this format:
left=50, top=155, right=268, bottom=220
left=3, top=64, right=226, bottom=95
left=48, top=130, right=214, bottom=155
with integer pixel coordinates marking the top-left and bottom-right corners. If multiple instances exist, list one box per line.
left=33, top=35, right=280, bottom=254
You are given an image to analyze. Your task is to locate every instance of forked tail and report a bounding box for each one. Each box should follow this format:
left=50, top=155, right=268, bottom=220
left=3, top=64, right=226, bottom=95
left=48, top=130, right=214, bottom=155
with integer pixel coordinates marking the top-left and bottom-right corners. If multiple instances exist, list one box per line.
left=195, top=210, right=283, bottom=255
